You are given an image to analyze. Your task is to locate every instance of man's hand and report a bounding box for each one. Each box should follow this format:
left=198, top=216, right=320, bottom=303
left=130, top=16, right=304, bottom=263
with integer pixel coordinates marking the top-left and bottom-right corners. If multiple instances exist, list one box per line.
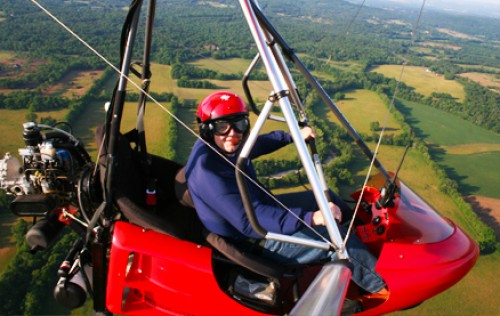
left=311, top=202, right=342, bottom=226
left=300, top=126, right=317, bottom=141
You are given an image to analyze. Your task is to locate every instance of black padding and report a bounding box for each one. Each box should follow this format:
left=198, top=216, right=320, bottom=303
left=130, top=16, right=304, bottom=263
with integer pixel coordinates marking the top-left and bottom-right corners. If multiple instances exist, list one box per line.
left=95, top=125, right=204, bottom=243
left=204, top=231, right=285, bottom=279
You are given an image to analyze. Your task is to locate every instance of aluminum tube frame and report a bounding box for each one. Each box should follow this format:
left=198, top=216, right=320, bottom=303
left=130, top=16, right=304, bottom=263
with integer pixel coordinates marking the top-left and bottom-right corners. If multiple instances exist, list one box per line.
left=104, top=0, right=143, bottom=221
left=257, top=13, right=331, bottom=197
left=117, top=6, right=141, bottom=93
left=290, top=262, right=352, bottom=316
left=250, top=1, right=390, bottom=181
left=97, top=1, right=144, bottom=311
left=242, top=53, right=285, bottom=122
left=238, top=0, right=346, bottom=256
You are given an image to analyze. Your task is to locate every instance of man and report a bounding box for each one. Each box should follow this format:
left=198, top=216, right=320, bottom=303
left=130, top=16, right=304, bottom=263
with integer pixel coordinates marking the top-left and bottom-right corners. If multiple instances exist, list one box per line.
left=185, top=91, right=386, bottom=295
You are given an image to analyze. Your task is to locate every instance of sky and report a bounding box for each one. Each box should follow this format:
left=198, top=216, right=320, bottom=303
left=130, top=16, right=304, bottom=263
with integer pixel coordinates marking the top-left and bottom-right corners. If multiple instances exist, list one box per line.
left=356, top=0, right=500, bottom=18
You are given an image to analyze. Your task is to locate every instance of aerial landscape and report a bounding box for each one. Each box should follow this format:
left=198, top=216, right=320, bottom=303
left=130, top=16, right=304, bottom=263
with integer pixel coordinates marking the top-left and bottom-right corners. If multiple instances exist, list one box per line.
left=0, top=0, right=498, bottom=315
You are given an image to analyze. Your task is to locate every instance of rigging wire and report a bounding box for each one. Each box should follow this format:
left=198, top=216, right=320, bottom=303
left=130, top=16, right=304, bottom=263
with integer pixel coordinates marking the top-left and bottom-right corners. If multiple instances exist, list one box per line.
left=28, top=0, right=333, bottom=247
left=28, top=0, right=429, bottom=250
left=327, top=0, right=367, bottom=62
left=342, top=0, right=428, bottom=247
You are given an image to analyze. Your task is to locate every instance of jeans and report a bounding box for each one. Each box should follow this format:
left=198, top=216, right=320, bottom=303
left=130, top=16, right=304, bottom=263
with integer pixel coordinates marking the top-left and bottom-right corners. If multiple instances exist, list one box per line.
left=259, top=190, right=386, bottom=294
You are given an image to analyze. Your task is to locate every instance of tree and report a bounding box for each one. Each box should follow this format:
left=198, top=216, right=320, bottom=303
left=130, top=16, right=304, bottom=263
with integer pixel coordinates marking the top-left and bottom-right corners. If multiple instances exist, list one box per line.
left=370, top=121, right=380, bottom=132
left=25, top=111, right=37, bottom=122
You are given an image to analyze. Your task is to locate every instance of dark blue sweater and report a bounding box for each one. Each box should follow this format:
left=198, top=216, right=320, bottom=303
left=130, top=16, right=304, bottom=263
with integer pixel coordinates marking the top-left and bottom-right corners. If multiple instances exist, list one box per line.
left=185, top=131, right=313, bottom=240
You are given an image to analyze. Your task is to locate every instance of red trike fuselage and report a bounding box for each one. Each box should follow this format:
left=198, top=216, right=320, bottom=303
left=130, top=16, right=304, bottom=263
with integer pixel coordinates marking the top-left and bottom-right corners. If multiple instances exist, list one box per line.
left=105, top=182, right=478, bottom=315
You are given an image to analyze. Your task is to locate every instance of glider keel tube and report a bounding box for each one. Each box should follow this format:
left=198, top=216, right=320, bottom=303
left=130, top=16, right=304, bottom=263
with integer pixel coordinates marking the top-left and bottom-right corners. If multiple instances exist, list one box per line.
left=290, top=262, right=352, bottom=316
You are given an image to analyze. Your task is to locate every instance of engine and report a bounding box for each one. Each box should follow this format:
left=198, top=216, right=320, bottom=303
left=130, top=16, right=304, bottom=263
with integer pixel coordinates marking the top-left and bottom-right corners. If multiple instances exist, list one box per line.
left=0, top=122, right=99, bottom=250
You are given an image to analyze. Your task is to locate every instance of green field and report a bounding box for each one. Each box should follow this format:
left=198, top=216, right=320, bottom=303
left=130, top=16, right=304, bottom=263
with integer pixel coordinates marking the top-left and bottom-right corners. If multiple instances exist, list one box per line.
left=0, top=50, right=15, bottom=61
left=396, top=99, right=500, bottom=146
left=296, top=53, right=364, bottom=73
left=396, top=99, right=500, bottom=199
left=188, top=57, right=259, bottom=75
left=0, top=108, right=69, bottom=155
left=316, top=89, right=402, bottom=136
left=127, top=62, right=272, bottom=104
left=0, top=58, right=498, bottom=316
left=372, top=65, right=466, bottom=102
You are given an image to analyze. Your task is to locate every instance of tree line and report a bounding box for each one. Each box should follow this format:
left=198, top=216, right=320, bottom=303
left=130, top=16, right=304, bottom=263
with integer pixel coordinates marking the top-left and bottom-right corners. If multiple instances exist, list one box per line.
left=0, top=1, right=498, bottom=314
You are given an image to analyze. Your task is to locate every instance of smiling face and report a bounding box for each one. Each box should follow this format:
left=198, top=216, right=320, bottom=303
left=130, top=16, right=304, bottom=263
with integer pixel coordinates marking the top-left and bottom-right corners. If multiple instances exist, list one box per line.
left=213, top=125, right=243, bottom=155
left=210, top=116, right=249, bottom=155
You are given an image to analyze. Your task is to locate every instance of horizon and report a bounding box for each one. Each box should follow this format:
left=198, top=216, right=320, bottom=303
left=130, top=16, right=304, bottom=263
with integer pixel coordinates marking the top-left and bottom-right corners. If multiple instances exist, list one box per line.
left=348, top=0, right=500, bottom=19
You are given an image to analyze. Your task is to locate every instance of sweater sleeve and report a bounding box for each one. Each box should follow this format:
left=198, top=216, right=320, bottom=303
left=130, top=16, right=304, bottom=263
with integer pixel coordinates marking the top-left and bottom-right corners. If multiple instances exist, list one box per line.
left=188, top=148, right=313, bottom=239
left=249, top=130, right=293, bottom=159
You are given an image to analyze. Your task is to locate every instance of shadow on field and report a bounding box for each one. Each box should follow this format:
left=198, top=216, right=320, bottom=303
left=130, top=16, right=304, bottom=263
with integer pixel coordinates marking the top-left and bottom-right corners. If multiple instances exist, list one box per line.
left=428, top=144, right=480, bottom=195
left=394, top=100, right=428, bottom=139
left=464, top=196, right=500, bottom=242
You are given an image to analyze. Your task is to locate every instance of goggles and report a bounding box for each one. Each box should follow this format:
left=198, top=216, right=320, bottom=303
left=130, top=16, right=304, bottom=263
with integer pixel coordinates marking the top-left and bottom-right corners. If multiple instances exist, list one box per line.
left=212, top=117, right=249, bottom=136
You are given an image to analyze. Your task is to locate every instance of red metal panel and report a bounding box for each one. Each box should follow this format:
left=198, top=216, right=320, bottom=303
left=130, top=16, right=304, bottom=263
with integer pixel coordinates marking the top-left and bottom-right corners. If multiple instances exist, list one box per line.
left=357, top=223, right=479, bottom=315
left=106, top=221, right=264, bottom=315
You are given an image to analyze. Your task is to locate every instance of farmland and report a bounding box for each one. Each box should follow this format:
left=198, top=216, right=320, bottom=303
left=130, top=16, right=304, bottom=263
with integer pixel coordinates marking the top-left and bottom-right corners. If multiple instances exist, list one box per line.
left=317, top=89, right=402, bottom=136
left=395, top=99, right=500, bottom=199
left=1, top=3, right=499, bottom=313
left=459, top=72, right=500, bottom=93
left=371, top=65, right=466, bottom=102
left=0, top=0, right=500, bottom=316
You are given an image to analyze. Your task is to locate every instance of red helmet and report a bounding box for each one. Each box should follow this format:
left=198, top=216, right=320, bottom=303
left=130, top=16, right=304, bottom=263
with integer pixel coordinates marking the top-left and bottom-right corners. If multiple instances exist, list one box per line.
left=196, top=91, right=248, bottom=123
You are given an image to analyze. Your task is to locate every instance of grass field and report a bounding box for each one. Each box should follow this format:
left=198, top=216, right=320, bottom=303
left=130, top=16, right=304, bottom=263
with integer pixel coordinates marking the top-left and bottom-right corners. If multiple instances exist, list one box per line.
left=0, top=50, right=15, bottom=61
left=0, top=108, right=69, bottom=155
left=459, top=72, right=500, bottom=91
left=396, top=98, right=500, bottom=199
left=127, top=62, right=272, bottom=104
left=297, top=53, right=364, bottom=73
left=188, top=57, right=260, bottom=75
left=371, top=65, right=466, bottom=102
left=0, top=57, right=498, bottom=316
left=315, top=89, right=402, bottom=136
left=48, top=70, right=105, bottom=98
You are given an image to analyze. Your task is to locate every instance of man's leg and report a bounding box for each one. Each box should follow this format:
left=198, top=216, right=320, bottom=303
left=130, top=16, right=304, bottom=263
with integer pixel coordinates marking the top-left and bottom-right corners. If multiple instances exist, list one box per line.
left=266, top=191, right=386, bottom=293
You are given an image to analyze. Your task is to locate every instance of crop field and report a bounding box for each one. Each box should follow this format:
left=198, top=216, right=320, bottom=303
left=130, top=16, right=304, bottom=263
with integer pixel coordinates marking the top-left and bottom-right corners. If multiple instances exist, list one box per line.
left=0, top=108, right=69, bottom=155
left=47, top=70, right=105, bottom=98
left=396, top=99, right=500, bottom=199
left=1, top=57, right=499, bottom=316
left=0, top=50, right=14, bottom=61
left=435, top=151, right=500, bottom=198
left=0, top=51, right=46, bottom=93
left=317, top=89, right=402, bottom=136
left=459, top=72, right=500, bottom=91
left=371, top=65, right=466, bottom=102
left=126, top=62, right=272, bottom=104
left=188, top=57, right=259, bottom=75
left=397, top=99, right=500, bottom=146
